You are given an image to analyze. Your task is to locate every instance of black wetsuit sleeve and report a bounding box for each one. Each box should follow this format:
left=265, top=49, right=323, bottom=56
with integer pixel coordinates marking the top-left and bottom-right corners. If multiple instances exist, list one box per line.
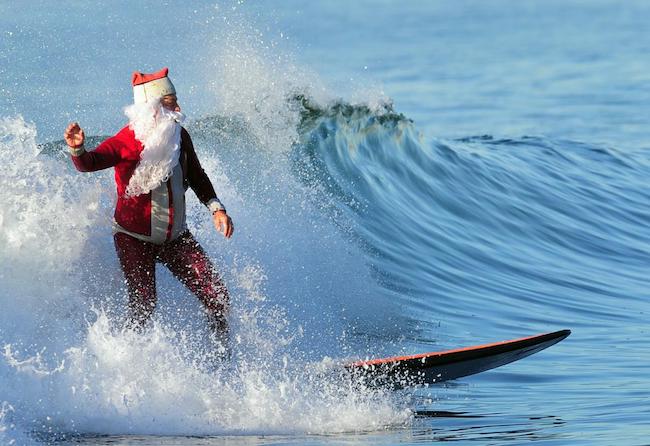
left=182, top=127, right=221, bottom=207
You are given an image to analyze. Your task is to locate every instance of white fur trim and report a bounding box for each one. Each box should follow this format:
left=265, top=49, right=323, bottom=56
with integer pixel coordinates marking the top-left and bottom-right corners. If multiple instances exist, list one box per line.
left=133, top=77, right=176, bottom=104
left=207, top=198, right=226, bottom=214
left=68, top=145, right=85, bottom=156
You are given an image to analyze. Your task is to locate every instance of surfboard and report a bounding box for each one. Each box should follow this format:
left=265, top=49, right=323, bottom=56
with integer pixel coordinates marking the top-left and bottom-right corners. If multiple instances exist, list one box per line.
left=346, top=329, right=570, bottom=388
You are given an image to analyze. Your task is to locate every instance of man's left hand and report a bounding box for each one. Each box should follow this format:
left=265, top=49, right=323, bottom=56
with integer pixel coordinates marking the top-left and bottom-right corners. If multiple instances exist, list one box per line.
left=213, top=210, right=234, bottom=239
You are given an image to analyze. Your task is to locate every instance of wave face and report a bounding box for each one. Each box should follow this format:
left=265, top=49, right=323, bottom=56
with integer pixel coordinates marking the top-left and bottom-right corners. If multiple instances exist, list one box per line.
left=294, top=99, right=649, bottom=339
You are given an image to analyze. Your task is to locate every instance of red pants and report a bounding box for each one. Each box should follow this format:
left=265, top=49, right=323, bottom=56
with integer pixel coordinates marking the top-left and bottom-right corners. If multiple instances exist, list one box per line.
left=113, top=230, right=229, bottom=330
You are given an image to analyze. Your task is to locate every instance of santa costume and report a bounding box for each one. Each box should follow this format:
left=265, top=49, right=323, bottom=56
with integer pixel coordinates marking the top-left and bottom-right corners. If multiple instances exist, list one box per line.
left=69, top=68, right=229, bottom=330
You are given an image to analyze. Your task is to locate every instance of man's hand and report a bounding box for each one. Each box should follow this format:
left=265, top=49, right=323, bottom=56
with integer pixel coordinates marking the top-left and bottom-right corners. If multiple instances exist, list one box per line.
left=64, top=122, right=85, bottom=148
left=212, top=210, right=234, bottom=239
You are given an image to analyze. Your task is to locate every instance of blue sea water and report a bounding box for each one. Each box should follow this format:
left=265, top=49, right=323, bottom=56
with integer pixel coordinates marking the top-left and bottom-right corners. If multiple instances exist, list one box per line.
left=0, top=1, right=649, bottom=445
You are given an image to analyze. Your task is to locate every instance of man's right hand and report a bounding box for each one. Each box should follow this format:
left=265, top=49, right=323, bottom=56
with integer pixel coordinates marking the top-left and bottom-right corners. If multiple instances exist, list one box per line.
left=64, top=122, right=85, bottom=148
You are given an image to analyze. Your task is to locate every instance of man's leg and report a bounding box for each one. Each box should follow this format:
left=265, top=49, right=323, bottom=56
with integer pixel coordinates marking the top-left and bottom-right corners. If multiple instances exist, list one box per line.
left=113, top=232, right=157, bottom=329
left=158, top=231, right=230, bottom=335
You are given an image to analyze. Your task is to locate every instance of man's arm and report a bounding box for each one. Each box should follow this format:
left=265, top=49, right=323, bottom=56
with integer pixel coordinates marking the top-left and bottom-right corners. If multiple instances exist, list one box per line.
left=64, top=122, right=122, bottom=172
left=182, top=128, right=234, bottom=239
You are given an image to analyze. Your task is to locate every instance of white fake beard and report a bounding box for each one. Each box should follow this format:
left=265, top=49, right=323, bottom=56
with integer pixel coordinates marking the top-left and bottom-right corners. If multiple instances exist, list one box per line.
left=123, top=100, right=185, bottom=197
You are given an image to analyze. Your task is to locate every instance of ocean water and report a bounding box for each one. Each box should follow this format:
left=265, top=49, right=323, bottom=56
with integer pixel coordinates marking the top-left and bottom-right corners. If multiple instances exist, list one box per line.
left=1, top=1, right=649, bottom=445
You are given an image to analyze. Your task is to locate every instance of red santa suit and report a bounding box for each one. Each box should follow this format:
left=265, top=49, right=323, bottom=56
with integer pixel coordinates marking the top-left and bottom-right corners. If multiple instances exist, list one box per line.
left=69, top=68, right=229, bottom=330
left=70, top=125, right=224, bottom=244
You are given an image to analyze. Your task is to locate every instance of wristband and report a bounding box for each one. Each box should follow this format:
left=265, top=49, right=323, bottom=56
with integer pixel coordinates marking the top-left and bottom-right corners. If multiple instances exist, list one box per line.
left=207, top=198, right=226, bottom=215
left=68, top=145, right=85, bottom=157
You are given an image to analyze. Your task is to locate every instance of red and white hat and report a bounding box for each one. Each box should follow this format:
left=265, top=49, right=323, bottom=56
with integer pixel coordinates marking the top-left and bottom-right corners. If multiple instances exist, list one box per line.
left=131, top=67, right=176, bottom=104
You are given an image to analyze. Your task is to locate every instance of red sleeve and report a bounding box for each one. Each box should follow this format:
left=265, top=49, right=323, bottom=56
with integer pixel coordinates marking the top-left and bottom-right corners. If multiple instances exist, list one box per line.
left=71, top=133, right=123, bottom=172
left=182, top=128, right=219, bottom=205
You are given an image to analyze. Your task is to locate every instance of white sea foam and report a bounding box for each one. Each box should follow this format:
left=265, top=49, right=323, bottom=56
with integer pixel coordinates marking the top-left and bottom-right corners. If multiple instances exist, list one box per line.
left=200, top=15, right=337, bottom=154
left=0, top=11, right=413, bottom=441
left=0, top=115, right=411, bottom=441
left=0, top=402, right=17, bottom=445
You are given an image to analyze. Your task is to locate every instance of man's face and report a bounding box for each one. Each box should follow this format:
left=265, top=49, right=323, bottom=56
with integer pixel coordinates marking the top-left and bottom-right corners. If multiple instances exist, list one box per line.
left=160, top=94, right=180, bottom=112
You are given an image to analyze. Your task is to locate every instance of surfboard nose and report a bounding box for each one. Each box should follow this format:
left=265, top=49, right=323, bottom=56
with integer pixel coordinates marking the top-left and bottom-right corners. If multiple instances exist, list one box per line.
left=346, top=329, right=572, bottom=389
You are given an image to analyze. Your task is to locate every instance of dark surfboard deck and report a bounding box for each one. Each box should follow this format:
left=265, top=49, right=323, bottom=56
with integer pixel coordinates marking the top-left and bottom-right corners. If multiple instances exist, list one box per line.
left=346, top=329, right=570, bottom=388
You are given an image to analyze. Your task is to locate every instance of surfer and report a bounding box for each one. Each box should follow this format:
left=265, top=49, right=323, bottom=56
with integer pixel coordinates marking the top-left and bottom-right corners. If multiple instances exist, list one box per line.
left=63, top=68, right=233, bottom=341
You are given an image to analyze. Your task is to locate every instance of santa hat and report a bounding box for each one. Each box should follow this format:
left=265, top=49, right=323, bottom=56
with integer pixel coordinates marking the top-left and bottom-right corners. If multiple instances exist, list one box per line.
left=131, top=67, right=176, bottom=104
